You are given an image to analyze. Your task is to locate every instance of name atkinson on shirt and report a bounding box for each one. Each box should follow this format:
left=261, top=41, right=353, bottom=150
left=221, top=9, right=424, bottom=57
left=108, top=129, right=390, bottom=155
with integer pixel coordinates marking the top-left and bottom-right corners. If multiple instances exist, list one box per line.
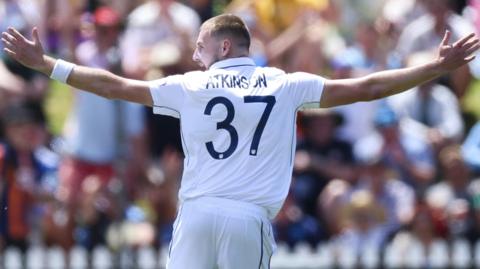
left=206, top=73, right=268, bottom=89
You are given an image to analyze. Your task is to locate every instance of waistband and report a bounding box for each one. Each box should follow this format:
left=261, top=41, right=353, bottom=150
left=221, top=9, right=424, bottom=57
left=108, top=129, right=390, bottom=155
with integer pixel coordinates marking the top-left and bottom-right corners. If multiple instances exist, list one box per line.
left=183, top=196, right=268, bottom=220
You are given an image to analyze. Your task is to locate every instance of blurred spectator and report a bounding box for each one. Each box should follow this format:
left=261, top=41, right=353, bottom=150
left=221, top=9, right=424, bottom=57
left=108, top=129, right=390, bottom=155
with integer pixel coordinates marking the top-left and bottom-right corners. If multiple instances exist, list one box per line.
left=333, top=21, right=393, bottom=144
left=353, top=153, right=416, bottom=242
left=189, top=0, right=214, bottom=22
left=74, top=174, right=118, bottom=250
left=355, top=104, right=436, bottom=196
left=121, top=0, right=201, bottom=78
left=226, top=0, right=328, bottom=38
left=388, top=52, right=464, bottom=150
left=294, top=109, right=355, bottom=217
left=332, top=190, right=388, bottom=255
left=389, top=204, right=445, bottom=262
left=326, top=0, right=387, bottom=41
left=466, top=179, right=480, bottom=244
left=330, top=62, right=380, bottom=144
left=274, top=191, right=324, bottom=248
left=388, top=80, right=464, bottom=148
left=317, top=179, right=351, bottom=238
left=0, top=0, right=44, bottom=47
left=462, top=122, right=480, bottom=175
left=143, top=42, right=184, bottom=157
left=396, top=0, right=476, bottom=97
left=0, top=101, right=58, bottom=252
left=1, top=0, right=50, bottom=100
left=144, top=148, right=182, bottom=246
left=0, top=61, right=26, bottom=111
left=58, top=6, right=146, bottom=249
left=425, top=145, right=474, bottom=239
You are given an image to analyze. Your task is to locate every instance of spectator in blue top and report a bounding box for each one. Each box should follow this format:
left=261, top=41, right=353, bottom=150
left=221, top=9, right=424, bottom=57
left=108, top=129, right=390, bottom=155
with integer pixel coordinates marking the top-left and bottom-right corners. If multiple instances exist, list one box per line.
left=462, top=121, right=480, bottom=176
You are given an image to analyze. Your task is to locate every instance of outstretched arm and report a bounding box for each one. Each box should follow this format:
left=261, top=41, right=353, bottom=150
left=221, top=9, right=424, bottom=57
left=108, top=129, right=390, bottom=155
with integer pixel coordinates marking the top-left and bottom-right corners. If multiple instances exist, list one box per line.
left=1, top=27, right=153, bottom=106
left=320, top=31, right=480, bottom=108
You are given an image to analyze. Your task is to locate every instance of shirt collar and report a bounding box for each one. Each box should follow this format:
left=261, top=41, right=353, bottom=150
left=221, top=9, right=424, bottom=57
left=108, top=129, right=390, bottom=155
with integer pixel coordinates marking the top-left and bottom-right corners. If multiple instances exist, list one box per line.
left=209, top=57, right=256, bottom=70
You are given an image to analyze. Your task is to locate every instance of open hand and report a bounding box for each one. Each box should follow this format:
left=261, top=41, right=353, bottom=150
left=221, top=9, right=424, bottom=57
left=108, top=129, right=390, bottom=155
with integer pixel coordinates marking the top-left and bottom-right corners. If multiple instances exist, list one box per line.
left=437, top=30, right=480, bottom=72
left=1, top=27, right=47, bottom=73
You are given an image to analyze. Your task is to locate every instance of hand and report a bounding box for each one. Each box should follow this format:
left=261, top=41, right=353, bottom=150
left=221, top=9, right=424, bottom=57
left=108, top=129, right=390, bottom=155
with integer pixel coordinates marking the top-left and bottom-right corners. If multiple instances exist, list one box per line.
left=437, top=30, right=480, bottom=72
left=2, top=27, right=49, bottom=73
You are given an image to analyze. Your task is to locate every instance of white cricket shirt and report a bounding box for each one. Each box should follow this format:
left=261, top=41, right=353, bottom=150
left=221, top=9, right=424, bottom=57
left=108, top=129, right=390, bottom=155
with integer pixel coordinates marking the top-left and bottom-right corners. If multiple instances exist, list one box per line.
left=149, top=57, right=324, bottom=219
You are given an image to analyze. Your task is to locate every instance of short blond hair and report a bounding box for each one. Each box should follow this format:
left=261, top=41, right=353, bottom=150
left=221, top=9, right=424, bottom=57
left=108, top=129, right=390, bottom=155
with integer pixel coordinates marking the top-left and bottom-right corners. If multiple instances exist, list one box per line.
left=202, top=14, right=251, bottom=51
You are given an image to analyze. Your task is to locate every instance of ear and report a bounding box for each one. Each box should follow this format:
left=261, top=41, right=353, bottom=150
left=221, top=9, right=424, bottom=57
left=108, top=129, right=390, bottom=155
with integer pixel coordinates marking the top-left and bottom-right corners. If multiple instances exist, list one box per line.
left=221, top=39, right=232, bottom=57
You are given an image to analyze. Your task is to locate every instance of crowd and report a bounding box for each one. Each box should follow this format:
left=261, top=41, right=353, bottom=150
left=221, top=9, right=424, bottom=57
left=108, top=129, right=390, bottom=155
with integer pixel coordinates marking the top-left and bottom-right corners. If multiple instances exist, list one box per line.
left=1, top=0, right=480, bottom=261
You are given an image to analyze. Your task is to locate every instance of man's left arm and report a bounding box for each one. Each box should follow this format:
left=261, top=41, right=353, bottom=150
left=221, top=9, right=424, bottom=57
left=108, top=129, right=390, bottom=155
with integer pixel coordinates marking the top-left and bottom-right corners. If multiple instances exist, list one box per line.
left=320, top=31, right=479, bottom=108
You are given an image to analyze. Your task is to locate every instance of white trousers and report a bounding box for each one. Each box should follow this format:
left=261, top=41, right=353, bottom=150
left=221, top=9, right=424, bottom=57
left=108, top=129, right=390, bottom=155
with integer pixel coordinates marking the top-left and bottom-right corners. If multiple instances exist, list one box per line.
left=166, top=196, right=276, bottom=269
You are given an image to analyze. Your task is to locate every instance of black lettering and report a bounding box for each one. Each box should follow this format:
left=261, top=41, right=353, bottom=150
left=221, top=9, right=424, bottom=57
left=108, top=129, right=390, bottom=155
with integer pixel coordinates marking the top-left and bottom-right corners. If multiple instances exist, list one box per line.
left=221, top=74, right=231, bottom=88
left=240, top=76, right=249, bottom=89
left=232, top=76, right=241, bottom=88
left=206, top=77, right=215, bottom=89
left=256, top=74, right=267, bottom=88
left=214, top=74, right=222, bottom=88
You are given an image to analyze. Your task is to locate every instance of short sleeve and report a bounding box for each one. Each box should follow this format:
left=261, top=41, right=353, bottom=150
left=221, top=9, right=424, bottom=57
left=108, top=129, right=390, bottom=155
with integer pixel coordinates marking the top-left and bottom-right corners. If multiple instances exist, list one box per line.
left=285, top=72, right=325, bottom=108
left=149, top=74, right=186, bottom=118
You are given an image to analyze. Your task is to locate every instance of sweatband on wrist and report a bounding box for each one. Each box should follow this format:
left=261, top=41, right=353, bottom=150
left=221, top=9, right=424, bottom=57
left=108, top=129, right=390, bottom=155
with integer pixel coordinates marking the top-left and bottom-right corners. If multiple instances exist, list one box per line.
left=50, top=59, right=75, bottom=83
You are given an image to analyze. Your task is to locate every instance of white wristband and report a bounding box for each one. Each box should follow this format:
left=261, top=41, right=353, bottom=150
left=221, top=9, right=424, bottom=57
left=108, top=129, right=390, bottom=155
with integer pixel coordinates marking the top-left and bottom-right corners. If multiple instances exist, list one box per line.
left=50, top=59, right=75, bottom=83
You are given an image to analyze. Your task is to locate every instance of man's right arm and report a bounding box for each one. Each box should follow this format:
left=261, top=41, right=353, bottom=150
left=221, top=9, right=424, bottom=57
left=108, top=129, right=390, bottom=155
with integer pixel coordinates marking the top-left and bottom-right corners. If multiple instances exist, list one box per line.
left=2, top=27, right=153, bottom=106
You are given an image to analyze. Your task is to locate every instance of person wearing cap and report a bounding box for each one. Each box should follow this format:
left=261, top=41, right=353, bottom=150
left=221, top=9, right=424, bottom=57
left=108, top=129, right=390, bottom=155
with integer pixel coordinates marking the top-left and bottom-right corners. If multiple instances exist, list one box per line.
left=58, top=6, right=146, bottom=250
left=354, top=104, right=436, bottom=196
left=332, top=189, right=389, bottom=257
left=2, top=13, right=479, bottom=269
left=0, top=101, right=58, bottom=253
left=352, top=137, right=416, bottom=246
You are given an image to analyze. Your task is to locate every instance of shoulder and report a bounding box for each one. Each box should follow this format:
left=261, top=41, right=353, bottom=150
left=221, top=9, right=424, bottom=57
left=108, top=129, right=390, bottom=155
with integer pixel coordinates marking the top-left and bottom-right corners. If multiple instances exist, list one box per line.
left=257, top=66, right=285, bottom=76
left=148, top=71, right=209, bottom=92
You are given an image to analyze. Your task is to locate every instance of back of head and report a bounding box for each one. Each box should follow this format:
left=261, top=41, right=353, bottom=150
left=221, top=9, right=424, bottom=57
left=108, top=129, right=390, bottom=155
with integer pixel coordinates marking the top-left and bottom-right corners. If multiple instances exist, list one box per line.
left=202, top=14, right=251, bottom=52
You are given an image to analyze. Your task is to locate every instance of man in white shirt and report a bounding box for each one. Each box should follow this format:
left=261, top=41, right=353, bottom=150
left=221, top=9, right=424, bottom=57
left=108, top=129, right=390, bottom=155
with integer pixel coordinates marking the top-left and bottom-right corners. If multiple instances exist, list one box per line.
left=2, top=13, right=479, bottom=269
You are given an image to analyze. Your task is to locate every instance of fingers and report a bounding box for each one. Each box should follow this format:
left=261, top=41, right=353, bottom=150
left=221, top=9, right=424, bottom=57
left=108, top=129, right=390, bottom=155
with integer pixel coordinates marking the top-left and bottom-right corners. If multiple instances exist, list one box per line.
left=2, top=31, right=17, bottom=43
left=465, top=42, right=480, bottom=56
left=7, top=27, right=28, bottom=43
left=32, top=27, right=40, bottom=45
left=1, top=37, right=13, bottom=49
left=1, top=34, right=16, bottom=50
left=1, top=32, right=20, bottom=54
left=453, top=33, right=476, bottom=48
left=3, top=48, right=17, bottom=59
left=465, top=55, right=476, bottom=63
left=441, top=30, right=451, bottom=46
left=463, top=38, right=480, bottom=51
